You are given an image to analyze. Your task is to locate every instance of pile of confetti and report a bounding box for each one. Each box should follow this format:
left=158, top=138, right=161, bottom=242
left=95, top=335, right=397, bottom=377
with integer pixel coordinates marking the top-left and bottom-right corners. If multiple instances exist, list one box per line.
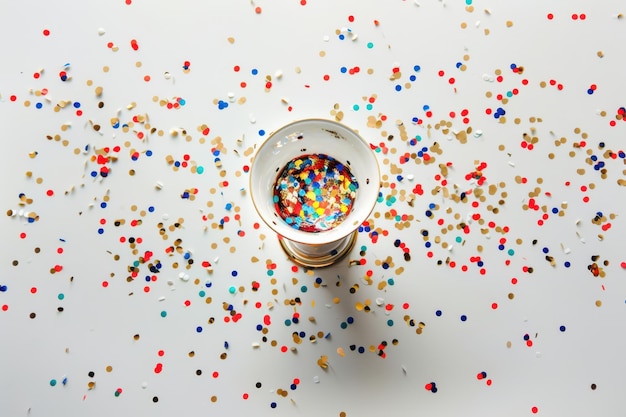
left=273, top=153, right=358, bottom=232
left=1, top=1, right=625, bottom=416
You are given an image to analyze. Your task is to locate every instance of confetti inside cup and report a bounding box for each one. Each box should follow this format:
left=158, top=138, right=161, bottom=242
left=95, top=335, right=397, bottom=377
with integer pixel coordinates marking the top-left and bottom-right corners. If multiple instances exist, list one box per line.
left=273, top=153, right=358, bottom=233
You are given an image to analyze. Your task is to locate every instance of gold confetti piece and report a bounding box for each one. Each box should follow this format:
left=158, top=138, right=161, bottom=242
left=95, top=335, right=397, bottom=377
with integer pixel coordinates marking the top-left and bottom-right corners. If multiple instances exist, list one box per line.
left=336, top=347, right=345, bottom=357
left=317, top=355, right=329, bottom=369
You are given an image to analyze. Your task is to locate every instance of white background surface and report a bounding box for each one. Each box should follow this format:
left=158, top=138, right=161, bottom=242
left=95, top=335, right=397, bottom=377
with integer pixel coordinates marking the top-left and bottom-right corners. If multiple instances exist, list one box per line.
left=1, top=1, right=625, bottom=416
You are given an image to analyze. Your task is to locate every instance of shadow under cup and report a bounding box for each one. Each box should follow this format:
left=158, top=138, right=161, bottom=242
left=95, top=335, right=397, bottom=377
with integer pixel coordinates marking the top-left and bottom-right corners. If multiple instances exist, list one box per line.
left=250, top=119, right=381, bottom=267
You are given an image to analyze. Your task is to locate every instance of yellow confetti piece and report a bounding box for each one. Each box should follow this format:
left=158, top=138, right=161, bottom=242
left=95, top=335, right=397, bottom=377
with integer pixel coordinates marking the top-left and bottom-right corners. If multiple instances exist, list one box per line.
left=317, top=355, right=329, bottom=369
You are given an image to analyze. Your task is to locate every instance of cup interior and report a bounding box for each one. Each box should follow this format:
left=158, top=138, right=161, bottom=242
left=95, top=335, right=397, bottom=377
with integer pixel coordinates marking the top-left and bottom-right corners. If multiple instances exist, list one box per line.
left=250, top=119, right=380, bottom=245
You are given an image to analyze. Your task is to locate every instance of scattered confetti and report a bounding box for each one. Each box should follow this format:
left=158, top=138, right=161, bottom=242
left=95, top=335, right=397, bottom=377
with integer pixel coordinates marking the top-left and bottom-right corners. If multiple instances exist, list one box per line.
left=1, top=2, right=624, bottom=416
